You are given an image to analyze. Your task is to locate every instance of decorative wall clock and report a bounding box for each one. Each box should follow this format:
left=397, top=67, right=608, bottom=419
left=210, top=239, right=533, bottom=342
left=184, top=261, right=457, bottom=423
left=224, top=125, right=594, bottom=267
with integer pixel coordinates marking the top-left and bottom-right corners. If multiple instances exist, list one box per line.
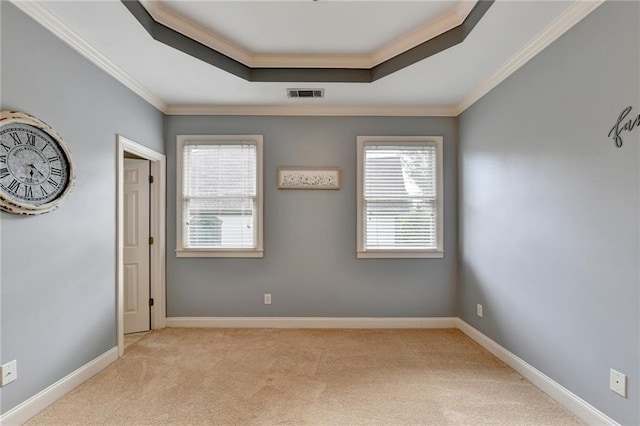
left=0, top=111, right=75, bottom=215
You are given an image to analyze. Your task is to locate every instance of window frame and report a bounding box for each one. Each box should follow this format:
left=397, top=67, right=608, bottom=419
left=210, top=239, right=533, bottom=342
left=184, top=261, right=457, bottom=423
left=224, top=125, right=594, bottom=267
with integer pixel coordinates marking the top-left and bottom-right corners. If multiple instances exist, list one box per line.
left=356, top=136, right=444, bottom=259
left=176, top=135, right=264, bottom=258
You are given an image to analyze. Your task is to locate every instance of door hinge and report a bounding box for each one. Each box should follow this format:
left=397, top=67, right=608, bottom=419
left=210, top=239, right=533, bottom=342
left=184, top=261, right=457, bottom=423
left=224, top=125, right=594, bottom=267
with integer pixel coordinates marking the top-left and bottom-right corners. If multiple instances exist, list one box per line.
left=149, top=236, right=154, bottom=245
left=149, top=298, right=154, bottom=307
left=149, top=175, right=154, bottom=184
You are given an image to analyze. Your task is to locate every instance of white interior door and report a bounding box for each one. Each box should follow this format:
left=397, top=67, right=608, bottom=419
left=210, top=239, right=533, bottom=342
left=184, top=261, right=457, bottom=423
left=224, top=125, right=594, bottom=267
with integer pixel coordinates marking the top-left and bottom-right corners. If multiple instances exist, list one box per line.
left=123, top=158, right=150, bottom=334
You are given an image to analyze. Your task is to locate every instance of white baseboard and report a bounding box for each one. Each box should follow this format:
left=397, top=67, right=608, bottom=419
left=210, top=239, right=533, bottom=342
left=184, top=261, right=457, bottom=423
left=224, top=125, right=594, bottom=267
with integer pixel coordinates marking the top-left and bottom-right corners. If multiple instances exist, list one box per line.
left=166, top=316, right=458, bottom=329
left=455, top=319, right=618, bottom=426
left=0, top=347, right=118, bottom=426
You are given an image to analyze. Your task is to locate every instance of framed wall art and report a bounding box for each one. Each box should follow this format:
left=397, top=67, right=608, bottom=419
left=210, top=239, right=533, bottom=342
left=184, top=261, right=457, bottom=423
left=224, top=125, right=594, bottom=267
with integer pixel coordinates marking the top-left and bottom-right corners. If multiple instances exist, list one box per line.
left=277, top=167, right=341, bottom=190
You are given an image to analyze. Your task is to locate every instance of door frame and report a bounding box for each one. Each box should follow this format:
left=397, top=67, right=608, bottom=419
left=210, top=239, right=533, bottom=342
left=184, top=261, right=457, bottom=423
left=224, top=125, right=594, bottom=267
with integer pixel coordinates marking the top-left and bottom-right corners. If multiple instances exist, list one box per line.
left=116, top=135, right=166, bottom=357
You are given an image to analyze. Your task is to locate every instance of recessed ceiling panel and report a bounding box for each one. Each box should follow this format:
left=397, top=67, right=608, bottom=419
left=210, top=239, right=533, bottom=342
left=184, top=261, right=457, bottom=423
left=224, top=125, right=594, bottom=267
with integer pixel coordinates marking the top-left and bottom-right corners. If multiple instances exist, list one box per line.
left=124, top=0, right=492, bottom=82
left=163, top=1, right=456, bottom=55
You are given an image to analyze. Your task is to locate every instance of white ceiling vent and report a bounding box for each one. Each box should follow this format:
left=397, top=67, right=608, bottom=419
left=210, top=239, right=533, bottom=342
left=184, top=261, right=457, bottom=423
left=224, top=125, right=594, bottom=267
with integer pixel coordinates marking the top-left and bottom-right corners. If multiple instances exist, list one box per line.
left=287, top=88, right=324, bottom=99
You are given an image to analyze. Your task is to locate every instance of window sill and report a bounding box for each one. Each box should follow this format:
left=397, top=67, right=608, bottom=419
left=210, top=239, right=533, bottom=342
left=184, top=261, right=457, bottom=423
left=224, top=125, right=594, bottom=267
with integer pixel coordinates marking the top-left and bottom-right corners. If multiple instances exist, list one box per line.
left=357, top=250, right=444, bottom=259
left=176, top=249, right=264, bottom=258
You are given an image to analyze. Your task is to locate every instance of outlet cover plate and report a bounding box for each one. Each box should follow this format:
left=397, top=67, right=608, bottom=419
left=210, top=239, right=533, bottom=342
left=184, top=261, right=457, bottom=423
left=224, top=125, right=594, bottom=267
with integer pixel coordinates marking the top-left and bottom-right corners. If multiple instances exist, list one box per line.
left=476, top=304, right=483, bottom=317
left=610, top=368, right=626, bottom=397
left=1, top=360, right=17, bottom=386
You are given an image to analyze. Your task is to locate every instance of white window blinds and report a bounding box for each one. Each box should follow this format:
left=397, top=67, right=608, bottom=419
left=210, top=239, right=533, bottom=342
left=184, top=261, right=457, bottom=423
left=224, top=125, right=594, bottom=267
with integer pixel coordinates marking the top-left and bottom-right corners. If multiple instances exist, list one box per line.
left=363, top=143, right=438, bottom=250
left=182, top=142, right=257, bottom=249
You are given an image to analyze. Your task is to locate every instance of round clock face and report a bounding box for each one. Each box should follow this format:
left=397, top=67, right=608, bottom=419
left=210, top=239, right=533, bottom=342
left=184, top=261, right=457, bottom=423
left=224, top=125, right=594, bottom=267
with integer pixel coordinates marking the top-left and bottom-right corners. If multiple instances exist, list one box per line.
left=0, top=111, right=74, bottom=214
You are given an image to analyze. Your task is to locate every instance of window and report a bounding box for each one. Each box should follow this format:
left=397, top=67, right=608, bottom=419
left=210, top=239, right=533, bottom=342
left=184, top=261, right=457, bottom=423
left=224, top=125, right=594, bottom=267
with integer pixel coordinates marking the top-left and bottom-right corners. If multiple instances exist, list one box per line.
left=176, top=135, right=263, bottom=257
left=357, top=136, right=443, bottom=258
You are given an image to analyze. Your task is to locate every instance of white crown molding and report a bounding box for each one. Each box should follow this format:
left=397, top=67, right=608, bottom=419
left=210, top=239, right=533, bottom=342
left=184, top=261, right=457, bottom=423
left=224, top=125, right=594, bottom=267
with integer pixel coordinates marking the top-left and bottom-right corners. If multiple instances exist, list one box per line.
left=456, top=0, right=605, bottom=115
left=250, top=54, right=373, bottom=69
left=141, top=0, right=373, bottom=69
left=455, top=0, right=477, bottom=23
left=456, top=320, right=619, bottom=426
left=140, top=0, right=254, bottom=66
left=140, top=0, right=474, bottom=69
left=371, top=0, right=476, bottom=65
left=10, top=0, right=167, bottom=113
left=165, top=104, right=458, bottom=117
left=166, top=316, right=458, bottom=329
left=0, top=348, right=118, bottom=426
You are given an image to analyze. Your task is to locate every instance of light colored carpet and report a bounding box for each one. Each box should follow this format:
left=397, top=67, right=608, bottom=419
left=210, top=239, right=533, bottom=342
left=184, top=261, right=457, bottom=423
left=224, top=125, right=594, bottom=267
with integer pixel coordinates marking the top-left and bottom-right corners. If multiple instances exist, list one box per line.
left=124, top=331, right=151, bottom=350
left=27, top=328, right=583, bottom=425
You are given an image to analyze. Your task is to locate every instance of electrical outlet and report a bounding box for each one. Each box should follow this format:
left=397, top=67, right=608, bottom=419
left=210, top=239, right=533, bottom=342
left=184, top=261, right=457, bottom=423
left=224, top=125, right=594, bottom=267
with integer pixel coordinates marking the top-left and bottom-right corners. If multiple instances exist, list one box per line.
left=264, top=293, right=271, bottom=305
left=610, top=368, right=627, bottom=397
left=476, top=304, right=483, bottom=317
left=1, top=360, right=17, bottom=387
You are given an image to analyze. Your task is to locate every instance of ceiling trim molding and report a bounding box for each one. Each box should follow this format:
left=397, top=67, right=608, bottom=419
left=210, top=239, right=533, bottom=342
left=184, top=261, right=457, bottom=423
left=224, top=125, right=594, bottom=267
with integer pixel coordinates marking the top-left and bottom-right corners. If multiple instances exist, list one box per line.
left=165, top=104, right=458, bottom=117
left=140, top=0, right=477, bottom=69
left=250, top=54, right=372, bottom=69
left=456, top=0, right=605, bottom=115
left=122, top=0, right=494, bottom=83
left=371, top=1, right=476, bottom=66
left=141, top=0, right=372, bottom=69
left=140, top=0, right=254, bottom=66
left=371, top=0, right=493, bottom=81
left=9, top=0, right=167, bottom=112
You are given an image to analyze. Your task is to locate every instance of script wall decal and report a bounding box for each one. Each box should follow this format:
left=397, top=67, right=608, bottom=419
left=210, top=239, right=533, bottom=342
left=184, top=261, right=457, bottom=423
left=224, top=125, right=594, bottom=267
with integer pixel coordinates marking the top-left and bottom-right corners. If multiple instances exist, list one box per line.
left=608, top=106, right=640, bottom=148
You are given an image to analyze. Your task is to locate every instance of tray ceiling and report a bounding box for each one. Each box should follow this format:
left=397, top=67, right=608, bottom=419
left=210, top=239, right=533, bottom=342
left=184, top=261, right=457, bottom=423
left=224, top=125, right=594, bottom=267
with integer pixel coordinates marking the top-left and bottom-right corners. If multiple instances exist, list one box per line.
left=10, top=1, right=604, bottom=115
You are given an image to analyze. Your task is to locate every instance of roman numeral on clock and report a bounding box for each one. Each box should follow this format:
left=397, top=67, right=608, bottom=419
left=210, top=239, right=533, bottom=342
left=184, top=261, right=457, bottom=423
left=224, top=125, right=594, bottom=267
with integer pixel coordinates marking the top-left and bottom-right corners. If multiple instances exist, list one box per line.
left=47, top=156, right=59, bottom=162
left=50, top=168, right=62, bottom=176
left=0, top=168, right=8, bottom=179
left=0, top=155, right=6, bottom=163
left=40, top=185, right=48, bottom=196
left=47, top=178, right=59, bottom=188
left=26, top=134, right=36, bottom=146
left=24, top=186, right=33, bottom=198
left=9, top=132, right=21, bottom=145
left=8, top=179, right=20, bottom=193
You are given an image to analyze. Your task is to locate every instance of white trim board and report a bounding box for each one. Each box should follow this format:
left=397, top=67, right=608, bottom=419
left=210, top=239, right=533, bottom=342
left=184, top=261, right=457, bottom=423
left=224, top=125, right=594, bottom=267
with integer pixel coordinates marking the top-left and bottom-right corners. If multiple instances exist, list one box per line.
left=0, top=347, right=118, bottom=426
left=166, top=316, right=457, bottom=329
left=455, top=319, right=619, bottom=426
left=164, top=104, right=458, bottom=117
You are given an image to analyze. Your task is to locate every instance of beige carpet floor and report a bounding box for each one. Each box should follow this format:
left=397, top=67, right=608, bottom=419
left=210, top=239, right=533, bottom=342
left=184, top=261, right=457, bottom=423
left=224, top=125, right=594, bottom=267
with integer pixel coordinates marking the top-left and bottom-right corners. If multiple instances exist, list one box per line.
left=27, top=328, right=583, bottom=425
left=124, top=331, right=151, bottom=350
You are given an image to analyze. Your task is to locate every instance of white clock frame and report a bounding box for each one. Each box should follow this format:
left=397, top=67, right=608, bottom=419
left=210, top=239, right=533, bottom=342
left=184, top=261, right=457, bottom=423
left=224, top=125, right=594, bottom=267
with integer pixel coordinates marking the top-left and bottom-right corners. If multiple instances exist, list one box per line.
left=0, top=111, right=75, bottom=215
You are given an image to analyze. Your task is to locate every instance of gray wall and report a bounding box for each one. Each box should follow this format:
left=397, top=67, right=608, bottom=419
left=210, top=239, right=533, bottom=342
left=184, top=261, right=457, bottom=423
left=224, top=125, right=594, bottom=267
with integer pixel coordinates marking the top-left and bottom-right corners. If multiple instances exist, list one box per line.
left=166, top=116, right=458, bottom=317
left=3, top=0, right=637, bottom=423
left=0, top=3, right=164, bottom=414
left=458, top=2, right=639, bottom=425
